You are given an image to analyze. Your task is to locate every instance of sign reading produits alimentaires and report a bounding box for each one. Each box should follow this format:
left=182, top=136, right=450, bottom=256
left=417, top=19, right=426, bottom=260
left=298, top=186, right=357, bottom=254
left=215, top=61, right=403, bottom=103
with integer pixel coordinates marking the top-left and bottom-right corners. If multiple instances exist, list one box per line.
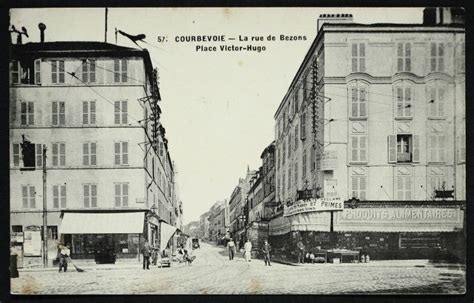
left=283, top=198, right=344, bottom=217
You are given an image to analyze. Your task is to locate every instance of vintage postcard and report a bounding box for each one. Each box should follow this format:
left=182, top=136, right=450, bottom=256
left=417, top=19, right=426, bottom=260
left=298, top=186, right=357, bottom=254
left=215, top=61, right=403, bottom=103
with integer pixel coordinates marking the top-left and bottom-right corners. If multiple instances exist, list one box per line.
left=8, top=7, right=465, bottom=295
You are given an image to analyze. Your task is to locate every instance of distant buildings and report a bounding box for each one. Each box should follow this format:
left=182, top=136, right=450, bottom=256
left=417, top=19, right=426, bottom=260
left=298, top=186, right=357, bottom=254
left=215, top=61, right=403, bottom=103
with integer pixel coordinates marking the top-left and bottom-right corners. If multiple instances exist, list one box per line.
left=9, top=33, right=182, bottom=266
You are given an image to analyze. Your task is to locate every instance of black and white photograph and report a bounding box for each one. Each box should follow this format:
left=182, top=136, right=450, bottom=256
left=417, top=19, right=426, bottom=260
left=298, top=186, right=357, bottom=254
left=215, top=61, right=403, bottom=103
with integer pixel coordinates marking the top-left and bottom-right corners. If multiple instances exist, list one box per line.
left=7, top=6, right=466, bottom=295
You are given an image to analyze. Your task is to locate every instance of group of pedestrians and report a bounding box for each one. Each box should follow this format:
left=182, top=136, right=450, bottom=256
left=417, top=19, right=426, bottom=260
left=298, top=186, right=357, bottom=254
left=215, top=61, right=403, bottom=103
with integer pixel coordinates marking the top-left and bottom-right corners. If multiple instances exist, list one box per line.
left=226, top=238, right=272, bottom=266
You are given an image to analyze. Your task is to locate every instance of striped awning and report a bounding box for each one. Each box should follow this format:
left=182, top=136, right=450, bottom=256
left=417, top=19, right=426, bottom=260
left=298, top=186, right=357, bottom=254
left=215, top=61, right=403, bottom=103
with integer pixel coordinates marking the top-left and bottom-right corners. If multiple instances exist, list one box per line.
left=59, top=211, right=145, bottom=234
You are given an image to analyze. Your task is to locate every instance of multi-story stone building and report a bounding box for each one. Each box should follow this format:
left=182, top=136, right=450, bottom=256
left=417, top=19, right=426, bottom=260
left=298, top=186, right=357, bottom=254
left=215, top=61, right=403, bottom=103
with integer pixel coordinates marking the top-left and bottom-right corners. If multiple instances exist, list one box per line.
left=199, top=211, right=210, bottom=240
left=271, top=8, right=465, bottom=261
left=9, top=39, right=180, bottom=266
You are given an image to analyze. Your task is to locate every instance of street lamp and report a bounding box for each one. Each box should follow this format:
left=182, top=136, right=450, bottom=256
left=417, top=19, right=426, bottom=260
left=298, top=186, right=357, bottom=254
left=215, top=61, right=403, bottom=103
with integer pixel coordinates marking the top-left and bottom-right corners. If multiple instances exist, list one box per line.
left=150, top=203, right=157, bottom=214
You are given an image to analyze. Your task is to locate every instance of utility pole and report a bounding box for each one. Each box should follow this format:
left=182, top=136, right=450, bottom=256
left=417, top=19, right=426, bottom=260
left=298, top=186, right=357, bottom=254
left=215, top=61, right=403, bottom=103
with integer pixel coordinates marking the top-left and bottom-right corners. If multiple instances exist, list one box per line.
left=42, top=145, right=48, bottom=267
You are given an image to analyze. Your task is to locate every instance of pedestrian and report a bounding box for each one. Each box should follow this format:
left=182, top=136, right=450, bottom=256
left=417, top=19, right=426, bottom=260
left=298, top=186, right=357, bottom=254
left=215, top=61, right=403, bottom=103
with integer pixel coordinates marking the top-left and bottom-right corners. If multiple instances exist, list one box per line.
left=262, top=240, right=271, bottom=266
left=227, top=238, right=236, bottom=260
left=58, top=243, right=70, bottom=273
left=142, top=240, right=152, bottom=270
left=244, top=239, right=252, bottom=262
left=296, top=239, right=305, bottom=264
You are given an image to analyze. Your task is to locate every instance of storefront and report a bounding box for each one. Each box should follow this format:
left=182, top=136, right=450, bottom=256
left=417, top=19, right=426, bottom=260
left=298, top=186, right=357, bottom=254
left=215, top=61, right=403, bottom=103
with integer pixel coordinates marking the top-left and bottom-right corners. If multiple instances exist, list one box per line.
left=59, top=210, right=146, bottom=261
left=268, top=200, right=465, bottom=262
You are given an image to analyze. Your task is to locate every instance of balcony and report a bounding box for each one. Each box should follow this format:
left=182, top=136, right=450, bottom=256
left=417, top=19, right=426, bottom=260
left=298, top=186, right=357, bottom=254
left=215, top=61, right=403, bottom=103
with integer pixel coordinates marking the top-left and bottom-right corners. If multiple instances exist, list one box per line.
left=397, top=152, right=412, bottom=163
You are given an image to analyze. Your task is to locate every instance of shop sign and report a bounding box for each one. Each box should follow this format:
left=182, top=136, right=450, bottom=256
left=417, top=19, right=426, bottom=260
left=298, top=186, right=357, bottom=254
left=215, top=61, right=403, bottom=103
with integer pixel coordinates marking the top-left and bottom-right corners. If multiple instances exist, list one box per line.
left=284, top=198, right=344, bottom=217
left=335, top=207, right=464, bottom=232
left=23, top=230, right=42, bottom=256
left=321, top=150, right=338, bottom=171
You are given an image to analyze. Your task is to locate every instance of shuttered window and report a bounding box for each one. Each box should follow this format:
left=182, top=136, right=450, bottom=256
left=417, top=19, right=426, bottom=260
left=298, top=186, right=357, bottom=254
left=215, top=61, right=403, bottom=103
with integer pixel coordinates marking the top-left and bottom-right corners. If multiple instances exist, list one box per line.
left=20, top=102, right=34, bottom=126
left=82, top=101, right=96, bottom=125
left=429, top=134, right=446, bottom=162
left=83, top=142, right=97, bottom=166
left=428, top=87, right=445, bottom=117
left=114, top=142, right=129, bottom=165
left=52, top=143, right=66, bottom=167
left=13, top=144, right=20, bottom=167
left=34, top=59, right=41, bottom=84
left=351, top=43, right=366, bottom=73
left=22, top=185, right=36, bottom=209
left=53, top=185, right=67, bottom=208
left=397, top=176, right=413, bottom=200
left=397, top=43, right=411, bottom=72
left=430, top=43, right=445, bottom=72
left=36, top=144, right=43, bottom=168
left=350, top=135, right=367, bottom=162
left=114, top=101, right=128, bottom=125
left=351, top=176, right=367, bottom=200
left=82, top=59, right=96, bottom=83
left=350, top=87, right=367, bottom=118
left=115, top=183, right=129, bottom=207
left=52, top=101, right=66, bottom=126
left=388, top=135, right=419, bottom=163
left=396, top=87, right=412, bottom=117
left=114, top=59, right=128, bottom=82
left=51, top=60, right=65, bottom=84
left=11, top=60, right=20, bottom=84
left=83, top=184, right=97, bottom=208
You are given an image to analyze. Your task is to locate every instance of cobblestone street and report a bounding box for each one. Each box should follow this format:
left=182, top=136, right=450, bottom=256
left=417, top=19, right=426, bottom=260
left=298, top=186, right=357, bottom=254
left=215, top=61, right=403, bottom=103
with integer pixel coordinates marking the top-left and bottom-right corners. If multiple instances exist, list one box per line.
left=11, top=242, right=465, bottom=295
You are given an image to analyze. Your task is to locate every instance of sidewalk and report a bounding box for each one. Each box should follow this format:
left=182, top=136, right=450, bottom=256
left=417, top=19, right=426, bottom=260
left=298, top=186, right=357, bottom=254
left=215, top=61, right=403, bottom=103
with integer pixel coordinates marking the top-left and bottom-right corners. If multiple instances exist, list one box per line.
left=18, top=259, right=146, bottom=272
left=271, top=258, right=465, bottom=268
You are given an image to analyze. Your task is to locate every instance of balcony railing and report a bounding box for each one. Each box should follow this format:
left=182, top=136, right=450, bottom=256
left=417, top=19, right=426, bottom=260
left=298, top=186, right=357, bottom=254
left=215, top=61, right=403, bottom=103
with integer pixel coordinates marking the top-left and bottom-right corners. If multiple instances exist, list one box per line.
left=397, top=152, right=412, bottom=162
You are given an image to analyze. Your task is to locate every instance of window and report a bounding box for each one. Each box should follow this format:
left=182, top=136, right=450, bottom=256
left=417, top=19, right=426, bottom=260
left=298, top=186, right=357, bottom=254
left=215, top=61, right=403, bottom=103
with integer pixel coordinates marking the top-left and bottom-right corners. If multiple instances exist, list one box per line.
left=36, top=144, right=43, bottom=168
left=428, top=168, right=445, bottom=197
left=351, top=43, right=366, bottom=73
left=12, top=225, right=23, bottom=233
left=115, top=183, right=129, bottom=207
left=350, top=87, right=367, bottom=118
left=51, top=60, right=65, bottom=84
left=82, top=59, right=96, bottom=83
left=397, top=175, right=413, bottom=200
left=53, top=185, right=67, bottom=208
left=287, top=167, right=291, bottom=191
left=83, top=142, right=97, bottom=166
left=282, top=141, right=286, bottom=165
left=34, top=59, right=41, bottom=84
left=114, top=101, right=128, bottom=125
left=428, top=87, right=445, bottom=117
left=350, top=135, right=367, bottom=163
left=52, top=101, right=65, bottom=126
left=294, top=88, right=299, bottom=113
left=114, top=59, right=128, bottom=82
left=51, top=143, right=66, bottom=167
left=114, top=142, right=129, bottom=165
left=429, top=132, right=445, bottom=163
left=22, top=185, right=36, bottom=208
left=47, top=226, right=58, bottom=240
left=397, top=43, right=411, bottom=72
left=82, top=101, right=96, bottom=125
left=300, top=112, right=306, bottom=140
left=83, top=184, right=97, bottom=208
left=388, top=134, right=420, bottom=163
left=351, top=176, right=367, bottom=200
left=430, top=43, right=444, bottom=72
left=10, top=60, right=20, bottom=84
left=20, top=101, right=34, bottom=126
left=13, top=143, right=20, bottom=166
left=395, top=87, right=412, bottom=117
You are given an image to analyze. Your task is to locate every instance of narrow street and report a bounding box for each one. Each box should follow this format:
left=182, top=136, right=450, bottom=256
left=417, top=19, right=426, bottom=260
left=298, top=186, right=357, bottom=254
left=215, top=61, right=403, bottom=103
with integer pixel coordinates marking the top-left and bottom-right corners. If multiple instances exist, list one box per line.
left=11, top=242, right=465, bottom=294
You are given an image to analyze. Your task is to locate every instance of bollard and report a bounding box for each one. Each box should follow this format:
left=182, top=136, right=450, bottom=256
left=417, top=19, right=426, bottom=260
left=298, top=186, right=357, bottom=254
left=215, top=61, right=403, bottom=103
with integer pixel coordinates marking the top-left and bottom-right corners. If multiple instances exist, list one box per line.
left=10, top=255, right=19, bottom=278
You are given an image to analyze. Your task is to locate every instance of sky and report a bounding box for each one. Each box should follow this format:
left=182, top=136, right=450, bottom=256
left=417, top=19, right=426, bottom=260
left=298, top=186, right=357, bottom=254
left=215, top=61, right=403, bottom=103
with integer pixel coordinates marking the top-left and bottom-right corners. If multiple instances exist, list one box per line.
left=10, top=7, right=424, bottom=224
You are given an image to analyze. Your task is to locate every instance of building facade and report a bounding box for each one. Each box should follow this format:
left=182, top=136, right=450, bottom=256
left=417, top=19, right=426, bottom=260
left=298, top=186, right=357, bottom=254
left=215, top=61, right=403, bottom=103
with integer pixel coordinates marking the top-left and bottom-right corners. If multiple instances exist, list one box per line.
left=271, top=8, right=465, bottom=261
left=9, top=40, right=180, bottom=266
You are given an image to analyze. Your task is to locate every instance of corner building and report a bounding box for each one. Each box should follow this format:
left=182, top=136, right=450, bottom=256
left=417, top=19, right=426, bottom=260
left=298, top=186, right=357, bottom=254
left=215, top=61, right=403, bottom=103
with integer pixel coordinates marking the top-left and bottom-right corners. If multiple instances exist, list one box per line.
left=271, top=9, right=465, bottom=262
left=9, top=41, right=179, bottom=266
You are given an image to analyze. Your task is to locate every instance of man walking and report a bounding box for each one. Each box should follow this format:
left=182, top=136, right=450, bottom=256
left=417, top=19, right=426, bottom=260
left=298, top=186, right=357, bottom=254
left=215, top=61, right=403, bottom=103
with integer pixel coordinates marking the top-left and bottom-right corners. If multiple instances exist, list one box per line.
left=297, top=239, right=305, bottom=264
left=244, top=239, right=252, bottom=262
left=227, top=238, right=236, bottom=260
left=262, top=240, right=272, bottom=266
left=58, top=243, right=71, bottom=273
left=142, top=240, right=152, bottom=270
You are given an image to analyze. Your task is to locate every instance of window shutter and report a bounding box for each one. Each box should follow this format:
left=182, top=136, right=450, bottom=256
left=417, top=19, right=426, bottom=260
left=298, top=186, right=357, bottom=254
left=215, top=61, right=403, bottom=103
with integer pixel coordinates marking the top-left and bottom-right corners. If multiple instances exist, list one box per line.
left=360, top=88, right=367, bottom=117
left=82, top=102, right=88, bottom=124
left=405, top=177, right=412, bottom=200
left=61, top=185, right=66, bottom=208
left=405, top=87, right=412, bottom=116
left=83, top=143, right=89, bottom=165
left=360, top=136, right=367, bottom=162
left=115, top=184, right=121, bottom=206
left=412, top=135, right=420, bottom=162
left=60, top=143, right=66, bottom=166
left=122, top=142, right=128, bottom=165
left=53, top=186, right=59, bottom=208
left=59, top=102, right=65, bottom=125
left=351, top=136, right=358, bottom=162
left=34, top=59, right=41, bottom=84
left=114, top=59, right=120, bottom=82
left=439, top=135, right=445, bottom=162
left=114, top=101, right=121, bottom=124
left=84, top=185, right=90, bottom=208
left=360, top=176, right=367, bottom=200
left=351, top=177, right=358, bottom=198
left=52, top=102, right=58, bottom=125
left=59, top=61, right=65, bottom=83
left=114, top=142, right=121, bottom=165
left=122, top=101, right=128, bottom=124
left=388, top=135, right=397, bottom=163
left=351, top=88, right=358, bottom=117
left=123, top=184, right=128, bottom=206
left=90, top=143, right=97, bottom=165
left=90, top=101, right=96, bottom=124
left=82, top=60, right=88, bottom=83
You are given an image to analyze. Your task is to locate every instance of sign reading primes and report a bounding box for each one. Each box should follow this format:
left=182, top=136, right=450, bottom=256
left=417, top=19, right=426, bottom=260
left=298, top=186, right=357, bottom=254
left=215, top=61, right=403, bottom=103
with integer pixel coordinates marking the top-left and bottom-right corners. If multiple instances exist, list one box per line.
left=284, top=198, right=344, bottom=217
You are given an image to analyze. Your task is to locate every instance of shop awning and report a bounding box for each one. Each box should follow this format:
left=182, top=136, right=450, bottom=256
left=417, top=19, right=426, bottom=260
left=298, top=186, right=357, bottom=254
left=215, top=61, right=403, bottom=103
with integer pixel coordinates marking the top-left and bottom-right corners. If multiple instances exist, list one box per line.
left=59, top=211, right=145, bottom=234
left=160, top=222, right=177, bottom=252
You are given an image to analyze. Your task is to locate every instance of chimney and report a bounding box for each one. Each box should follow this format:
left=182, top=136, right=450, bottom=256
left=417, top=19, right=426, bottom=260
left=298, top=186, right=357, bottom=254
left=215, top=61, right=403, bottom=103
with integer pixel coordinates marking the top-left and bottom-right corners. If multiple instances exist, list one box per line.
left=38, top=23, right=46, bottom=43
left=423, top=7, right=465, bottom=25
left=317, top=13, right=354, bottom=32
